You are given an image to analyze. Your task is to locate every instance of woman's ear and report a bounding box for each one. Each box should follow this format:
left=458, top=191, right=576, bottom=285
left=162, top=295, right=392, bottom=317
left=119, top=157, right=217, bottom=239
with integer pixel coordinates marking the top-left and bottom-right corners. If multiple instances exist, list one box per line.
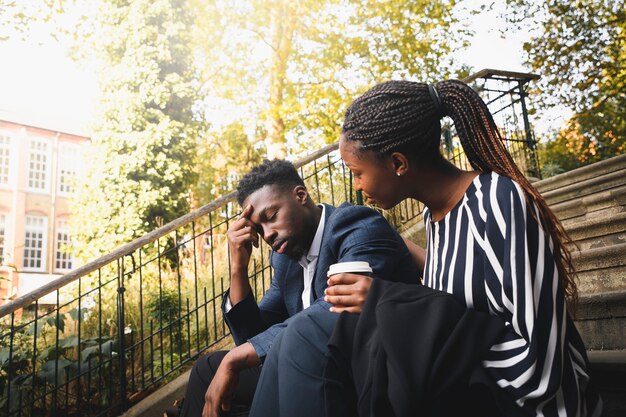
left=390, top=152, right=409, bottom=176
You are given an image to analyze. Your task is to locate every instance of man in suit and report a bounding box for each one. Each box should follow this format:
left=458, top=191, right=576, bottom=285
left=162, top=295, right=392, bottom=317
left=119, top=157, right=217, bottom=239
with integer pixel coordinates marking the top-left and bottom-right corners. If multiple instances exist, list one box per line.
left=179, top=159, right=419, bottom=417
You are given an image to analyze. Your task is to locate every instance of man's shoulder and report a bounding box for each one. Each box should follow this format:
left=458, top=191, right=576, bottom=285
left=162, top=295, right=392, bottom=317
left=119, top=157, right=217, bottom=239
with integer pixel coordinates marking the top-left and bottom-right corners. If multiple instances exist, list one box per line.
left=327, top=202, right=384, bottom=221
left=323, top=202, right=394, bottom=236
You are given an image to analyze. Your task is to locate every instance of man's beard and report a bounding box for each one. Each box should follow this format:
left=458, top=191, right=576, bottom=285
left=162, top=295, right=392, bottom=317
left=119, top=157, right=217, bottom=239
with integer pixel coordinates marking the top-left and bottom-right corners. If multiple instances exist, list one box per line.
left=285, top=243, right=307, bottom=260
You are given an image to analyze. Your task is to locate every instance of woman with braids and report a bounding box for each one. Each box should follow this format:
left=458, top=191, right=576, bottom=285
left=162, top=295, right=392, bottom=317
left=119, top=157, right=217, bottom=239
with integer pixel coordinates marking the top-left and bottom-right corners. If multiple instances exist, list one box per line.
left=249, top=80, right=601, bottom=417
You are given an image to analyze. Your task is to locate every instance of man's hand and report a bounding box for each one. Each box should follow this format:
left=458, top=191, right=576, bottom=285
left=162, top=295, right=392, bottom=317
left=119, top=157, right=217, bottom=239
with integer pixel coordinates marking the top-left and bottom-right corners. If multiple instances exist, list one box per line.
left=227, top=205, right=259, bottom=269
left=202, top=363, right=239, bottom=417
left=202, top=343, right=260, bottom=417
left=324, top=273, right=373, bottom=313
left=226, top=205, right=259, bottom=304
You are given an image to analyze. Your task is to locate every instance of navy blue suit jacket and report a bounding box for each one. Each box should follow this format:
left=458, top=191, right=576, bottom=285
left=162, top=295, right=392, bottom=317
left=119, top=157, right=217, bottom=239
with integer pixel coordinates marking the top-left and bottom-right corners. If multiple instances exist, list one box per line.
left=222, top=202, right=420, bottom=358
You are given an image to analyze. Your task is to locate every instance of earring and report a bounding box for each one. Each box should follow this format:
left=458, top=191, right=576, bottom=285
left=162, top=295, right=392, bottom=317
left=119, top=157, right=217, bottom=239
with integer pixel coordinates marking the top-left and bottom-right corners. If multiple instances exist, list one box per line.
left=396, top=172, right=402, bottom=177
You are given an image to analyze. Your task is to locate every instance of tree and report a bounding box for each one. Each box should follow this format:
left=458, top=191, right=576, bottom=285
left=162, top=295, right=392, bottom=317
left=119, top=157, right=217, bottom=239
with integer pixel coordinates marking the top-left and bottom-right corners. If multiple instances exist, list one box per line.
left=189, top=0, right=469, bottom=162
left=507, top=0, right=625, bottom=167
left=70, top=0, right=207, bottom=261
left=0, top=1, right=57, bottom=41
left=193, top=122, right=265, bottom=206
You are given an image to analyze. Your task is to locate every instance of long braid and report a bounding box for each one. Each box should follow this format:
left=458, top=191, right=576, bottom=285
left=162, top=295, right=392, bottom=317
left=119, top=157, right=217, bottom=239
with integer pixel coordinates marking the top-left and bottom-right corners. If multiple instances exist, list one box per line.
left=342, top=79, right=578, bottom=313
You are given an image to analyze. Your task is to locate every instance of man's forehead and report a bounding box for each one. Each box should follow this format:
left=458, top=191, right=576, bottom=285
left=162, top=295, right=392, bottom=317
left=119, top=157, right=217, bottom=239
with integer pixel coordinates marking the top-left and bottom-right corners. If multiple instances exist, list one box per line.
left=242, top=184, right=289, bottom=213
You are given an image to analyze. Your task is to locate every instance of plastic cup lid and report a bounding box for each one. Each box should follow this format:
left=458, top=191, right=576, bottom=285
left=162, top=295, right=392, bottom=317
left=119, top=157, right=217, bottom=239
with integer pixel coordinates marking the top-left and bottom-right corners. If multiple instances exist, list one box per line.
left=327, top=261, right=373, bottom=276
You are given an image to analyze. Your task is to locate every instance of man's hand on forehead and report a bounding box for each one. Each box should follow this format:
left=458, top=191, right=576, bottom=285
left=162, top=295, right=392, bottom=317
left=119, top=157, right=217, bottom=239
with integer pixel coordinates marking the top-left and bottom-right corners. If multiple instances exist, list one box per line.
left=239, top=204, right=263, bottom=237
left=227, top=204, right=259, bottom=249
left=239, top=204, right=253, bottom=219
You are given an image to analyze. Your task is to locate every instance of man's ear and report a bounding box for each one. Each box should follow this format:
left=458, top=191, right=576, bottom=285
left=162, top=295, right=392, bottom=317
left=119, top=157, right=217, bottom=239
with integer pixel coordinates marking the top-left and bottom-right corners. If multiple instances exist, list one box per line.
left=293, top=185, right=309, bottom=205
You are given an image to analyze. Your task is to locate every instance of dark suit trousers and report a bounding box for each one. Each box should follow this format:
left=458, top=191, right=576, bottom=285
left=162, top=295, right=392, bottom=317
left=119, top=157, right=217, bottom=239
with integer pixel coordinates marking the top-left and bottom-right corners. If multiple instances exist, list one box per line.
left=249, top=308, right=358, bottom=417
left=180, top=350, right=261, bottom=417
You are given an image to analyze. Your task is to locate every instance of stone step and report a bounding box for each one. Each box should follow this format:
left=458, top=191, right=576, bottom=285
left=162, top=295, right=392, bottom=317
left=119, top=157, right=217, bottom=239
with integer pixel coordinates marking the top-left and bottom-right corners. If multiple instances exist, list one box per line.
left=121, top=368, right=190, bottom=417
left=535, top=154, right=626, bottom=194
left=587, top=350, right=626, bottom=417
left=541, top=168, right=626, bottom=206
left=564, top=211, right=626, bottom=251
left=574, top=290, right=626, bottom=350
left=571, top=243, right=626, bottom=294
left=577, top=265, right=626, bottom=295
left=550, top=184, right=626, bottom=224
left=562, top=205, right=626, bottom=227
left=575, top=290, right=626, bottom=353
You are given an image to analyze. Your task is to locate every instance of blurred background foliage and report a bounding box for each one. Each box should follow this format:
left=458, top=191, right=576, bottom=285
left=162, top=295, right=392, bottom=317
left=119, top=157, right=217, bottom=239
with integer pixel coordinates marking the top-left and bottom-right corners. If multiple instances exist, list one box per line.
left=505, top=0, right=625, bottom=176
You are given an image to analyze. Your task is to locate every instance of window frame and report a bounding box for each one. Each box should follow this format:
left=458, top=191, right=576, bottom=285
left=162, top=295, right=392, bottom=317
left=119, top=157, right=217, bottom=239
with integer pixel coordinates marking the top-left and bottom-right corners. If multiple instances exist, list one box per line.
left=26, top=137, right=52, bottom=194
left=0, top=213, right=7, bottom=265
left=0, top=131, right=17, bottom=189
left=54, top=218, right=73, bottom=272
left=57, top=142, right=81, bottom=196
left=22, top=214, right=48, bottom=272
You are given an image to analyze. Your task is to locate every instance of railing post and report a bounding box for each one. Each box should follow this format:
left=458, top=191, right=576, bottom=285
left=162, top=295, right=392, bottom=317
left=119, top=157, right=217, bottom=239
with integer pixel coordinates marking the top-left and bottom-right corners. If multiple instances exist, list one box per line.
left=518, top=80, right=541, bottom=179
left=116, top=258, right=128, bottom=412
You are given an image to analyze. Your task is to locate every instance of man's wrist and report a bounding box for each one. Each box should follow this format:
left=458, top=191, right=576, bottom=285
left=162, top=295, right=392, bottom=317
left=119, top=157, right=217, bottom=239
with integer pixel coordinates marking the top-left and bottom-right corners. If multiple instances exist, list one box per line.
left=223, top=343, right=259, bottom=372
left=230, top=266, right=249, bottom=277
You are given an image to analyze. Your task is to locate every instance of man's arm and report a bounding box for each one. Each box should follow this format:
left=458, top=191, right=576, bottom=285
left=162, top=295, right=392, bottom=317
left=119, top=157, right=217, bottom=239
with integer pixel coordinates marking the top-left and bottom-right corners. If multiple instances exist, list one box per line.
left=223, top=206, right=289, bottom=345
left=226, top=204, right=257, bottom=304
left=402, top=236, right=426, bottom=275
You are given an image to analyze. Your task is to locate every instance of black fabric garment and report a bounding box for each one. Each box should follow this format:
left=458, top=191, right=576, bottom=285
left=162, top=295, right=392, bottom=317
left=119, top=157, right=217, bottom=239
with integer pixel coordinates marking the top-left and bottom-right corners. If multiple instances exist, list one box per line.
left=328, top=279, right=527, bottom=417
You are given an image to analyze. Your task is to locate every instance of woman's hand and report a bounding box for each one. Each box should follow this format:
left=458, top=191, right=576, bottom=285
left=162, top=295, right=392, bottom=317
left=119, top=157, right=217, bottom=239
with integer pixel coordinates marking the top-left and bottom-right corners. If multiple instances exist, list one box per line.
left=324, top=273, right=372, bottom=313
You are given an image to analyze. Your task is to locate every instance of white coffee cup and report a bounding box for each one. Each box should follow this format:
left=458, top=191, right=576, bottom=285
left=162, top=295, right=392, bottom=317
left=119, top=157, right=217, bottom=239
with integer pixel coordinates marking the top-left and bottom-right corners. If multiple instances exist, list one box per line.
left=327, top=261, right=373, bottom=277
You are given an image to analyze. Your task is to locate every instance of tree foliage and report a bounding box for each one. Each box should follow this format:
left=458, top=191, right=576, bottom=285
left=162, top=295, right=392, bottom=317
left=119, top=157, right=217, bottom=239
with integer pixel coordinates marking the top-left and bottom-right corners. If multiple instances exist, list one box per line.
left=189, top=0, right=469, bottom=163
left=193, top=122, right=265, bottom=205
left=0, top=1, right=58, bottom=41
left=507, top=0, right=625, bottom=169
left=70, top=0, right=207, bottom=261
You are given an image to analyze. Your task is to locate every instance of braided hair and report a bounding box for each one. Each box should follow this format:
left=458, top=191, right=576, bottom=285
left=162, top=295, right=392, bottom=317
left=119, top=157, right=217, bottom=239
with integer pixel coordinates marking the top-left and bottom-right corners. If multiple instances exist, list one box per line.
left=342, top=79, right=578, bottom=313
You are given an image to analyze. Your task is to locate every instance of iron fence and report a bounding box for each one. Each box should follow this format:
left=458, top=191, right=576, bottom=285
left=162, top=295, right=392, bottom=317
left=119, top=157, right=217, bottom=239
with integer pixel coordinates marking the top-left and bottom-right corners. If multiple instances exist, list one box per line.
left=0, top=69, right=540, bottom=417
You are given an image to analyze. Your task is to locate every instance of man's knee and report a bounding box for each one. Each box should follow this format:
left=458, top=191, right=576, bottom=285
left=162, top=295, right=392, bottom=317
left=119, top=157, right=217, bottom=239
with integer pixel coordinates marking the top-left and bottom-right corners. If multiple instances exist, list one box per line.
left=189, top=350, right=228, bottom=386
left=279, top=309, right=338, bottom=370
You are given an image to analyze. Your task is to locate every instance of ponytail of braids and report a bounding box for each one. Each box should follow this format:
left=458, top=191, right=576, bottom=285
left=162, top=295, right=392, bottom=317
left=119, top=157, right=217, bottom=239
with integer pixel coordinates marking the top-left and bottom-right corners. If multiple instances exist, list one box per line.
left=437, top=79, right=578, bottom=314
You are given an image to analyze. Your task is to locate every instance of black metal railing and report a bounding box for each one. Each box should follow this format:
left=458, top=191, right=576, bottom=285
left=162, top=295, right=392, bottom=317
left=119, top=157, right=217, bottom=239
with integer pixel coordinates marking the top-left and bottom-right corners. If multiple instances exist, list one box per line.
left=0, top=69, right=540, bottom=417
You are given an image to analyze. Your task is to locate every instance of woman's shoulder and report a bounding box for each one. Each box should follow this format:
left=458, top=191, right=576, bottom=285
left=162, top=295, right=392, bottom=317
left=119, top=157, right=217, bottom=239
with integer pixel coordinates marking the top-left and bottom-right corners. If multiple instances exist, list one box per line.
left=469, top=172, right=530, bottom=223
left=475, top=171, right=525, bottom=202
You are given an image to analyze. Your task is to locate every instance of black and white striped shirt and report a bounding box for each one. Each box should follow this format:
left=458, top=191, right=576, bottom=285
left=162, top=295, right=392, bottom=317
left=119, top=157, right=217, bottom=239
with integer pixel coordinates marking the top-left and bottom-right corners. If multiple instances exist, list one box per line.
left=423, top=172, right=602, bottom=417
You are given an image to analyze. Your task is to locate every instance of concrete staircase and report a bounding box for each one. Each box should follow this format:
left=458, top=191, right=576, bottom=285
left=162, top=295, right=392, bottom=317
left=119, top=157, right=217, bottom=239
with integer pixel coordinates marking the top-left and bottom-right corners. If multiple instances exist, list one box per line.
left=534, top=153, right=626, bottom=417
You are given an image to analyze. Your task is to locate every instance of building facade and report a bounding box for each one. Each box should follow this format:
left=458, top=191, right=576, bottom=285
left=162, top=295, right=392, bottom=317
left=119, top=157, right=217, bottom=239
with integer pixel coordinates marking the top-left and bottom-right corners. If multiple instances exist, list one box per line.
left=0, top=120, right=90, bottom=305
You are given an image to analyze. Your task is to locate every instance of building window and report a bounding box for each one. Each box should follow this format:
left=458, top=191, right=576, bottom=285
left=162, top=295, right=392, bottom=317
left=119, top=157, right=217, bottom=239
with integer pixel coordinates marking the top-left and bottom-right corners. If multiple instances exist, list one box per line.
left=58, top=143, right=81, bottom=194
left=0, top=214, right=6, bottom=264
left=28, top=138, right=49, bottom=191
left=0, top=133, right=11, bottom=186
left=55, top=219, right=72, bottom=271
left=23, top=215, right=47, bottom=271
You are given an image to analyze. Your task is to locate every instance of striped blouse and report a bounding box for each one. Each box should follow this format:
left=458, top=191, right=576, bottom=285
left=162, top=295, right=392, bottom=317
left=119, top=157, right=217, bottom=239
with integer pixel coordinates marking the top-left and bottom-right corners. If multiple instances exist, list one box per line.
left=423, top=172, right=602, bottom=417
